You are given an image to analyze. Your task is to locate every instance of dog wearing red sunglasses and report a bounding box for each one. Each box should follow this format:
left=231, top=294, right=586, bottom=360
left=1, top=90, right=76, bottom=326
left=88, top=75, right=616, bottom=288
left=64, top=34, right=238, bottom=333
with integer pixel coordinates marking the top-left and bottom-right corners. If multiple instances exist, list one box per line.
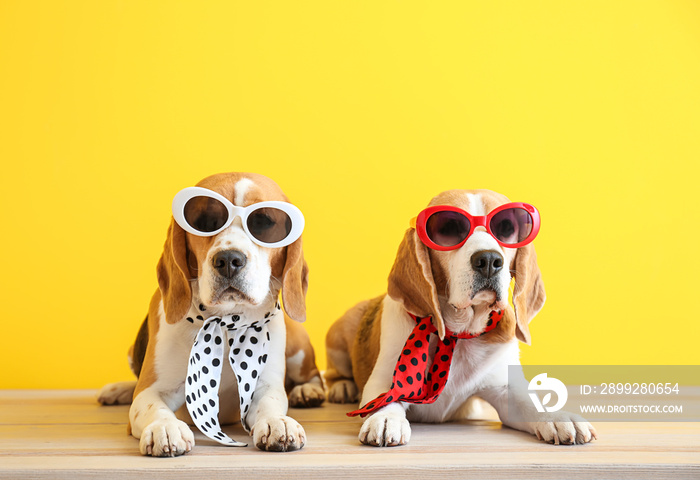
left=325, top=189, right=596, bottom=446
left=98, top=172, right=324, bottom=456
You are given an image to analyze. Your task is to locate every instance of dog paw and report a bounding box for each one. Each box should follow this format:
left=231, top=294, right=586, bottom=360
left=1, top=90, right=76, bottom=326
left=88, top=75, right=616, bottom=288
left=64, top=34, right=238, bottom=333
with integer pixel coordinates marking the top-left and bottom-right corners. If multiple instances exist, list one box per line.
left=97, top=381, right=136, bottom=405
left=531, top=412, right=597, bottom=445
left=327, top=379, right=359, bottom=404
left=139, top=419, right=195, bottom=457
left=289, top=382, right=325, bottom=408
left=359, top=412, right=411, bottom=447
left=252, top=416, right=306, bottom=452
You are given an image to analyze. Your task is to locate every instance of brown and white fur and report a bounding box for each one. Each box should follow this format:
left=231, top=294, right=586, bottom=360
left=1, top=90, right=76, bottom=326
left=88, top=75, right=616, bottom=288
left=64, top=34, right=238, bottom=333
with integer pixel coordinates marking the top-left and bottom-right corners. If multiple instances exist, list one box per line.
left=98, top=172, right=324, bottom=456
left=325, top=189, right=596, bottom=447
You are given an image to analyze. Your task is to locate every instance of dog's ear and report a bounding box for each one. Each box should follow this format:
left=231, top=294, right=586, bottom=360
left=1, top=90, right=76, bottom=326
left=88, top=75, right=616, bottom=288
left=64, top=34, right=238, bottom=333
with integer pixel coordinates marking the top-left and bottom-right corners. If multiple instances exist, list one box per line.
left=511, top=242, right=546, bottom=344
left=281, top=236, right=309, bottom=322
left=387, top=229, right=445, bottom=339
left=157, top=219, right=192, bottom=324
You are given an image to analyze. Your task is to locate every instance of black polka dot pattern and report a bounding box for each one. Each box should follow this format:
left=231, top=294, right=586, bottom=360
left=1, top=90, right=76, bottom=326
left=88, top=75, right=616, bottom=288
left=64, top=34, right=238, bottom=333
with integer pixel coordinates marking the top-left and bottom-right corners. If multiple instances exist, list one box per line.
left=186, top=306, right=278, bottom=446
left=347, top=310, right=504, bottom=418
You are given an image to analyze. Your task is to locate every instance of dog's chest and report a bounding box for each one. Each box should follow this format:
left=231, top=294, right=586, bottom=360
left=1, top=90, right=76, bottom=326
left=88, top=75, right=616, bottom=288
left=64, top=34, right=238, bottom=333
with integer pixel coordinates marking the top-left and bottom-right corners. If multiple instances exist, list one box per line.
left=176, top=300, right=279, bottom=417
left=405, top=338, right=516, bottom=422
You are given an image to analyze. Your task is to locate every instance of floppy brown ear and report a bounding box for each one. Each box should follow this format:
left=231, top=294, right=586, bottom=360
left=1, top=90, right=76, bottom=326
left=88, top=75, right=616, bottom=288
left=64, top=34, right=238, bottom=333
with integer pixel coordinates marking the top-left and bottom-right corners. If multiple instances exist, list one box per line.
left=387, top=229, right=445, bottom=339
left=156, top=219, right=192, bottom=324
left=281, top=237, right=309, bottom=322
left=511, top=243, right=546, bottom=345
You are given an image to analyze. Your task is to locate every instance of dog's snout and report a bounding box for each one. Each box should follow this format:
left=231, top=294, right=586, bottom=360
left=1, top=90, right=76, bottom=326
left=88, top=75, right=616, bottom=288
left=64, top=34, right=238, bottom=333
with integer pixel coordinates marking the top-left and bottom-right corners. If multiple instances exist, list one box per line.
left=212, top=250, right=247, bottom=278
left=471, top=250, right=504, bottom=279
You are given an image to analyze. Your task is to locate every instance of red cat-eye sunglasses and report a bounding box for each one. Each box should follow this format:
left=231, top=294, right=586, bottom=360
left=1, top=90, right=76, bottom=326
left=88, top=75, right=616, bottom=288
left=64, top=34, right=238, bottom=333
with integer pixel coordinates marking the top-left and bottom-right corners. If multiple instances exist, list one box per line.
left=410, top=202, right=541, bottom=251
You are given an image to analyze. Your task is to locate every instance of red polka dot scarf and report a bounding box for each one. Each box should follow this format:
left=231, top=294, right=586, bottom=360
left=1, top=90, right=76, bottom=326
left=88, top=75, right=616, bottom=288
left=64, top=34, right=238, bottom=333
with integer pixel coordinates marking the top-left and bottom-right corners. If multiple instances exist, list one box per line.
left=347, top=310, right=504, bottom=418
left=185, top=302, right=280, bottom=446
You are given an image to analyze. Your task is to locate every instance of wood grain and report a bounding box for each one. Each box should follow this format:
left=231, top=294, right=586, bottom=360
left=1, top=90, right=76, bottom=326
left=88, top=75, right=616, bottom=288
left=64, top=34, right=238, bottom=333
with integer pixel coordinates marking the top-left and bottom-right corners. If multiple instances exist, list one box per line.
left=0, top=390, right=698, bottom=479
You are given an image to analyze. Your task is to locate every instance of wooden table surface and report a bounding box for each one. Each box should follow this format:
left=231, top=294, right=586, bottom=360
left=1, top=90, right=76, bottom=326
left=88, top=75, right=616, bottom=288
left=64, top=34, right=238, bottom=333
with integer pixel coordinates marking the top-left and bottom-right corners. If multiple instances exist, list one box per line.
left=0, top=390, right=698, bottom=479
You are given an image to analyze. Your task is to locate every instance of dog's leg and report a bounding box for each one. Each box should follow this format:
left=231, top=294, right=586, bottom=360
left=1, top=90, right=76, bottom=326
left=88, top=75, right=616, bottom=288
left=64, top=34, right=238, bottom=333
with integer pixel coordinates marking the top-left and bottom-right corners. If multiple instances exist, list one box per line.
left=98, top=323, right=146, bottom=406
left=325, top=346, right=359, bottom=404
left=356, top=299, right=414, bottom=447
left=284, top=316, right=325, bottom=408
left=97, top=381, right=137, bottom=405
left=324, top=300, right=373, bottom=404
left=357, top=359, right=411, bottom=447
left=129, top=315, right=195, bottom=457
left=286, top=362, right=325, bottom=408
left=248, top=313, right=306, bottom=452
left=130, top=382, right=194, bottom=456
left=477, top=364, right=597, bottom=445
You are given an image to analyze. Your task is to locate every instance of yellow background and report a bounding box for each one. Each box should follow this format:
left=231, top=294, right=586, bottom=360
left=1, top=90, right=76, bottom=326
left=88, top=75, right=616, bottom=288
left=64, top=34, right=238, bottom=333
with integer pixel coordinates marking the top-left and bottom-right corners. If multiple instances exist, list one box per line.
left=1, top=1, right=699, bottom=388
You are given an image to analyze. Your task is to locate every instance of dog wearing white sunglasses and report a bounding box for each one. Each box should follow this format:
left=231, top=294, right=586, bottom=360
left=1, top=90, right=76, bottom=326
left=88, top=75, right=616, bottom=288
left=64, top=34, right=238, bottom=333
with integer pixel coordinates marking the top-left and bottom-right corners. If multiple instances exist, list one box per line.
left=325, top=189, right=596, bottom=446
left=98, top=172, right=324, bottom=456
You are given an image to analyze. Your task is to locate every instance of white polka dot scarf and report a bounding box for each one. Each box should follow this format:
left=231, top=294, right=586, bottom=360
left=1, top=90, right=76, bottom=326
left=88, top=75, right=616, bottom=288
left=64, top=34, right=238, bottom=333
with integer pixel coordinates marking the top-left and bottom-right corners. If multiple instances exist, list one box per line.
left=185, top=302, right=280, bottom=446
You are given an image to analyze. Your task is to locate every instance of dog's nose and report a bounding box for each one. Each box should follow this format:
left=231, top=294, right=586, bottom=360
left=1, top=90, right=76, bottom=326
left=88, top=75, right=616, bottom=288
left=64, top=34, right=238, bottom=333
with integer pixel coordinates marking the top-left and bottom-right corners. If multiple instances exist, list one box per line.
left=212, top=250, right=247, bottom=278
left=471, top=250, right=504, bottom=279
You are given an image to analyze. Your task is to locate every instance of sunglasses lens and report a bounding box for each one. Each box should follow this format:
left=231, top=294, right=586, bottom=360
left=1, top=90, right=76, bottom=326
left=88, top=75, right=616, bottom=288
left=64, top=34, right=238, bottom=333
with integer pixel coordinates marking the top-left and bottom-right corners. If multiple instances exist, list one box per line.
left=183, top=196, right=229, bottom=233
left=490, top=208, right=533, bottom=245
left=426, top=211, right=471, bottom=247
left=247, top=208, right=293, bottom=245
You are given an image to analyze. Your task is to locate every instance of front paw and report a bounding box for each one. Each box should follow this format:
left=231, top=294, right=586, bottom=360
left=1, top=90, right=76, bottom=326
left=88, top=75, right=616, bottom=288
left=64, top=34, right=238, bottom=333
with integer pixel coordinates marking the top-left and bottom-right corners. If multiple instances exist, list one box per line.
left=252, top=416, right=306, bottom=452
left=531, top=411, right=597, bottom=445
left=139, top=419, right=195, bottom=457
left=359, top=412, right=411, bottom=447
left=289, top=382, right=325, bottom=408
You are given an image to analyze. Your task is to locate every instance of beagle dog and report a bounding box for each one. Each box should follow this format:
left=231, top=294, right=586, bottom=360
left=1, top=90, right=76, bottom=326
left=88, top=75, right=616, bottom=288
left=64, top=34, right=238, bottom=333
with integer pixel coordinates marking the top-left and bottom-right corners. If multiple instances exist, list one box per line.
left=98, top=172, right=324, bottom=456
left=325, top=189, right=596, bottom=446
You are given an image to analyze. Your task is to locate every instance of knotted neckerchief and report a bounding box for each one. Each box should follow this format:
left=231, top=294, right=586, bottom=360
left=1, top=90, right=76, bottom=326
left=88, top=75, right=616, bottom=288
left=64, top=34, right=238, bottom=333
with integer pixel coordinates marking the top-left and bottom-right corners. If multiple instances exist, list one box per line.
left=185, top=301, right=281, bottom=446
left=347, top=309, right=503, bottom=418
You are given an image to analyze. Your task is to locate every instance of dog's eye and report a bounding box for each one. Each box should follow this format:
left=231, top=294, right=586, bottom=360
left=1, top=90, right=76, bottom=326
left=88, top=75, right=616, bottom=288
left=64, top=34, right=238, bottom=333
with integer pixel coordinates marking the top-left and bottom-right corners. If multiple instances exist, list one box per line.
left=192, top=213, right=223, bottom=232
left=247, top=208, right=293, bottom=244
left=425, top=211, right=471, bottom=247
left=184, top=196, right=229, bottom=233
left=248, top=213, right=275, bottom=232
left=494, top=219, right=515, bottom=239
left=490, top=207, right=534, bottom=245
left=438, top=219, right=462, bottom=237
